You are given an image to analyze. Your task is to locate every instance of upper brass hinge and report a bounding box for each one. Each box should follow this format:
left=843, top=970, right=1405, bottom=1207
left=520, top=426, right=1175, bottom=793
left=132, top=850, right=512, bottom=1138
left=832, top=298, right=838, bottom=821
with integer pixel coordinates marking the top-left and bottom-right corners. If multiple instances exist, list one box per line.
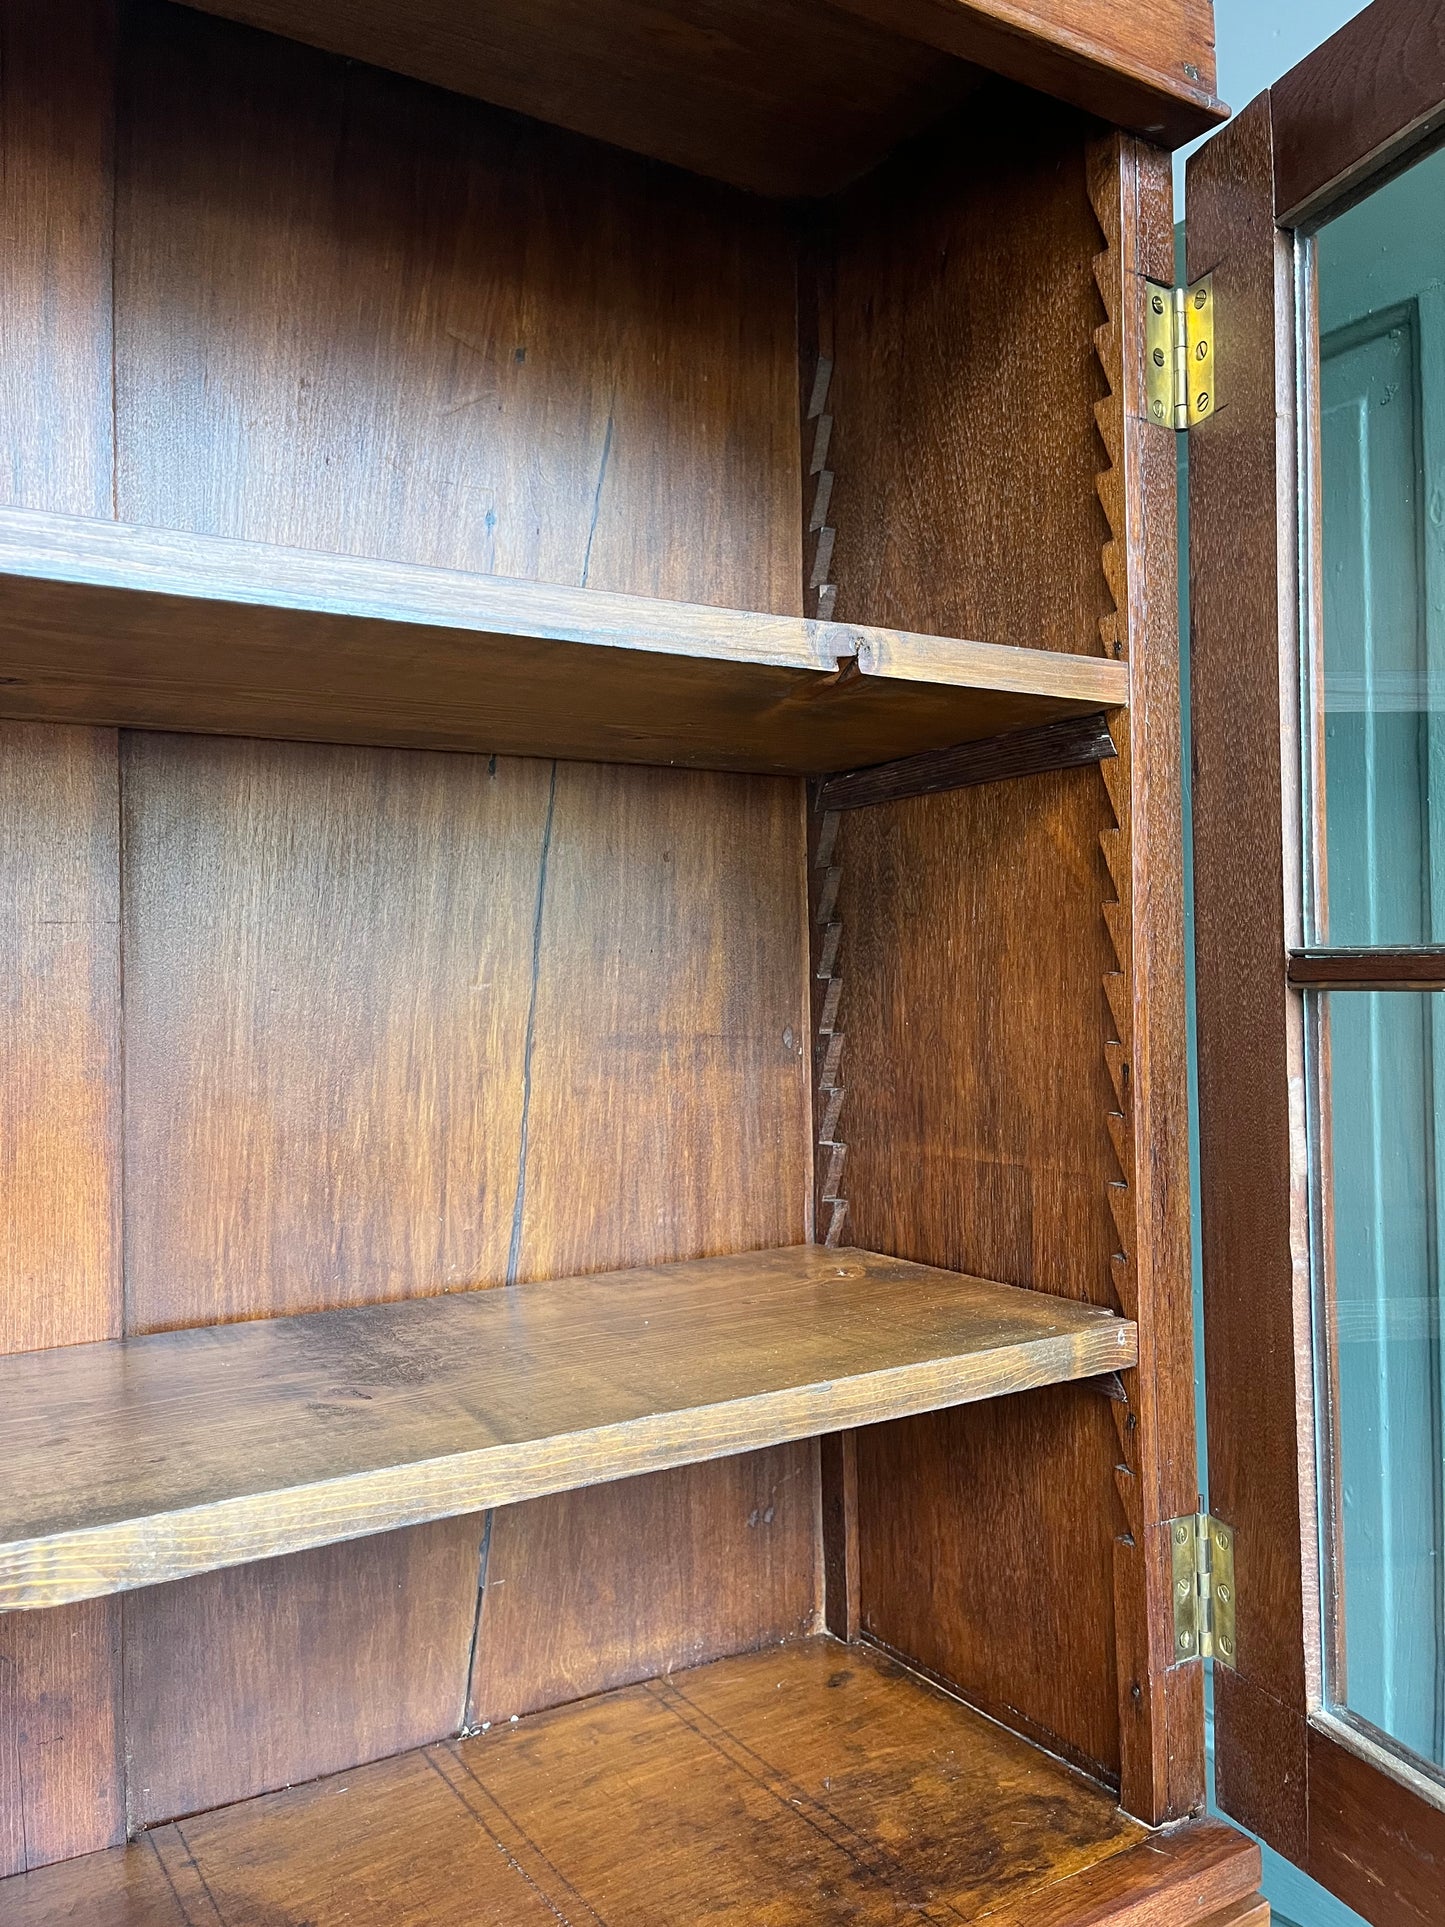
left=1144, top=276, right=1215, bottom=430
left=1169, top=1510, right=1236, bottom=1668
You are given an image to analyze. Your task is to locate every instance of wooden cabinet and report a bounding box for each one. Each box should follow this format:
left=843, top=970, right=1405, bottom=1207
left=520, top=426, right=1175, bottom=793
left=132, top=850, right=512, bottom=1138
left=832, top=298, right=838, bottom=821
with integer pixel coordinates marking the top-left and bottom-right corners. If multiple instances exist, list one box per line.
left=0, top=1, right=1268, bottom=1920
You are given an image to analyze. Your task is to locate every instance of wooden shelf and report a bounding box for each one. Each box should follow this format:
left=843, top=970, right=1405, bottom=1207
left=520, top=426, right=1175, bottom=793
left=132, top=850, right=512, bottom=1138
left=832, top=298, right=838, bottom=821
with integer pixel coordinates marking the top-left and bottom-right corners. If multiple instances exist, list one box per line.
left=0, top=1246, right=1135, bottom=1610
left=1, top=1640, right=1260, bottom=1926
left=0, top=508, right=1127, bottom=775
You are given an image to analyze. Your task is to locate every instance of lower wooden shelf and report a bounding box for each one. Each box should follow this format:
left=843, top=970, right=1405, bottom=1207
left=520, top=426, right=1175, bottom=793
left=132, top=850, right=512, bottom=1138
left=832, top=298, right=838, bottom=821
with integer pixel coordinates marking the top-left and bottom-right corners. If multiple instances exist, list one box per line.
left=1, top=1640, right=1261, bottom=1926
left=0, top=1246, right=1135, bottom=1610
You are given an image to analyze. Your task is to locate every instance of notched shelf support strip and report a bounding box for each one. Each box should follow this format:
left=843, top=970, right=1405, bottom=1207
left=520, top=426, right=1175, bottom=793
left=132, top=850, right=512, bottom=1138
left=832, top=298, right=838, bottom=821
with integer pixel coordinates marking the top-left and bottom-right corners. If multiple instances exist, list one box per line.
left=816, top=711, right=1116, bottom=812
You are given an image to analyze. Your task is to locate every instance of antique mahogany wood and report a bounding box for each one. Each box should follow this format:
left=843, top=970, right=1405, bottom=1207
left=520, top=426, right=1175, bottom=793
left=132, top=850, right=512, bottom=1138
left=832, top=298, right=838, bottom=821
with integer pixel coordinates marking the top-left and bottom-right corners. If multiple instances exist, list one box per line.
left=0, top=508, right=1130, bottom=773
left=176, top=0, right=980, bottom=199
left=0, top=0, right=819, bottom=1855
left=1192, top=10, right=1445, bottom=1921
left=817, top=710, right=1117, bottom=811
left=1190, top=89, right=1316, bottom=1863
left=1288, top=947, right=1445, bottom=990
left=0, top=1247, right=1136, bottom=1610
left=834, top=0, right=1224, bottom=143
left=179, top=0, right=1221, bottom=202
left=1270, top=0, right=1445, bottom=226
left=0, top=1642, right=1260, bottom=1927
left=820, top=93, right=1198, bottom=1823
left=0, top=0, right=1251, bottom=1903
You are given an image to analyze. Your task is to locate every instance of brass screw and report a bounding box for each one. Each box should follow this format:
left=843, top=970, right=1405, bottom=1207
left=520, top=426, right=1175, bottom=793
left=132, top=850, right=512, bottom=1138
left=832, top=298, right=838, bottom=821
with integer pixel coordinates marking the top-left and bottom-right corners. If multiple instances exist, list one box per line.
left=1194, top=287, right=1209, bottom=310
left=1152, top=400, right=1166, bottom=421
left=1216, top=1583, right=1232, bottom=1605
left=1176, top=1578, right=1191, bottom=1599
left=1220, top=1635, right=1235, bottom=1657
left=1153, top=347, right=1166, bottom=367
left=1173, top=1523, right=1189, bottom=1546
left=1179, top=1630, right=1195, bottom=1652
left=1151, top=293, right=1166, bottom=315
left=1197, top=391, right=1210, bottom=412
left=1195, top=341, right=1209, bottom=361
left=1214, top=1529, right=1230, bottom=1552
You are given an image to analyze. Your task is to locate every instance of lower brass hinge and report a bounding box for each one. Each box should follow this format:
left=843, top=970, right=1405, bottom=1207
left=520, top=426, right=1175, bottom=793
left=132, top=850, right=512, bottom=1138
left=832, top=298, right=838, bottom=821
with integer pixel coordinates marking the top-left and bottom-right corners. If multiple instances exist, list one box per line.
left=1170, top=1510, right=1236, bottom=1668
left=1145, top=276, right=1215, bottom=430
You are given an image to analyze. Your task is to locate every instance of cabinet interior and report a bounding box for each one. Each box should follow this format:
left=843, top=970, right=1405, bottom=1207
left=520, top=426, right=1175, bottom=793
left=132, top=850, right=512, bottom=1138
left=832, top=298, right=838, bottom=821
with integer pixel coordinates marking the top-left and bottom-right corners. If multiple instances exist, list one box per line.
left=0, top=1, right=1222, bottom=1917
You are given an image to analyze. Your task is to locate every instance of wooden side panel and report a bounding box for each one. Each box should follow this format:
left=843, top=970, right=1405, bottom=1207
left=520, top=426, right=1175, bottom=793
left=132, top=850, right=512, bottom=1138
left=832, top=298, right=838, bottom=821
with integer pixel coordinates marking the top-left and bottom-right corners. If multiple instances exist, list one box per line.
left=0, top=0, right=115, bottom=517
left=0, top=724, right=124, bottom=1872
left=828, top=87, right=1115, bottom=657
left=829, top=93, right=1123, bottom=1783
left=113, top=0, right=800, bottom=615
left=470, top=762, right=814, bottom=1718
left=844, top=769, right=1125, bottom=1783
left=828, top=105, right=1194, bottom=1809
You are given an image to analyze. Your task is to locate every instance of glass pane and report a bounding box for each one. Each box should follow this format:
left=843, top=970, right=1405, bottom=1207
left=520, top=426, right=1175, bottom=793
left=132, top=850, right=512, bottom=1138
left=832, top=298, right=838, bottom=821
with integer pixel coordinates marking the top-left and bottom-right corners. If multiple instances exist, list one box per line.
left=1313, top=144, right=1445, bottom=947
left=1314, top=990, right=1445, bottom=1762
left=1307, top=145, right=1445, bottom=1772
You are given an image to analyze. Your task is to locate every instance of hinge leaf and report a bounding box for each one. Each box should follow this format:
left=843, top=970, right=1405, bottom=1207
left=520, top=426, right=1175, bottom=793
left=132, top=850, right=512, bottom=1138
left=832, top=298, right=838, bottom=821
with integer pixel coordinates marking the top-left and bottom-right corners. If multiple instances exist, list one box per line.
left=1169, top=1510, right=1236, bottom=1668
left=1144, top=276, right=1215, bottom=431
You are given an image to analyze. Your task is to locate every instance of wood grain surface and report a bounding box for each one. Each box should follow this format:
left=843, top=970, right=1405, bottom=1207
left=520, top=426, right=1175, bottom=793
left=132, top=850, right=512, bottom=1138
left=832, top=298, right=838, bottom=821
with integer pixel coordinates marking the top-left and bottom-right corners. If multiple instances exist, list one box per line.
left=175, top=0, right=979, bottom=200
left=1188, top=98, right=1316, bottom=1845
left=114, top=1, right=802, bottom=611
left=818, top=711, right=1117, bottom=811
left=824, top=92, right=1130, bottom=1794
left=831, top=0, right=1224, bottom=144
left=1287, top=946, right=1445, bottom=990
left=0, top=506, right=1129, bottom=771
left=0, top=1247, right=1134, bottom=1608
left=0, top=725, right=124, bottom=1877
left=1087, top=129, right=1201, bottom=1823
left=0, top=1641, right=1258, bottom=1927
left=0, top=0, right=115, bottom=519
left=1269, top=0, right=1445, bottom=226
left=122, top=1523, right=486, bottom=1827
left=828, top=86, right=1120, bottom=668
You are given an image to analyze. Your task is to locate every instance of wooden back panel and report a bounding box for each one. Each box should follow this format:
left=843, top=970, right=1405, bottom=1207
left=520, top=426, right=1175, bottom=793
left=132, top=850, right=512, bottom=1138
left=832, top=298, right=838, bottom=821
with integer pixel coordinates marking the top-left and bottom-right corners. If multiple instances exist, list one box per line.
left=0, top=0, right=813, bottom=1859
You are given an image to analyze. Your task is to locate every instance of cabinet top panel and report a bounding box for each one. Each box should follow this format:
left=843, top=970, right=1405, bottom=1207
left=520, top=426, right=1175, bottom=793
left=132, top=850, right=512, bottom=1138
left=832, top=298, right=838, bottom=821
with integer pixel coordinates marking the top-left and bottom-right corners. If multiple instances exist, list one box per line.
left=175, top=0, right=1223, bottom=196
left=0, top=1246, right=1136, bottom=1608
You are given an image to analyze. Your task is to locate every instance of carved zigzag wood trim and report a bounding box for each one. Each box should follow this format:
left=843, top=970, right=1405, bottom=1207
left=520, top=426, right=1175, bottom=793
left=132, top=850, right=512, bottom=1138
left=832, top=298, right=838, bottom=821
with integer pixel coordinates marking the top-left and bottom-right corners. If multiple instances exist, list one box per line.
left=1087, top=140, right=1143, bottom=1559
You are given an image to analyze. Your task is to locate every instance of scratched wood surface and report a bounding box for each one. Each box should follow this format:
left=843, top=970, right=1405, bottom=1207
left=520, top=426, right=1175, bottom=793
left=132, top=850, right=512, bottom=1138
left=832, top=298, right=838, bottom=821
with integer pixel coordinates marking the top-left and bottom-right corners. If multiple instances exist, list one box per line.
left=0, top=1642, right=1264, bottom=1927
left=0, top=1247, right=1134, bottom=1608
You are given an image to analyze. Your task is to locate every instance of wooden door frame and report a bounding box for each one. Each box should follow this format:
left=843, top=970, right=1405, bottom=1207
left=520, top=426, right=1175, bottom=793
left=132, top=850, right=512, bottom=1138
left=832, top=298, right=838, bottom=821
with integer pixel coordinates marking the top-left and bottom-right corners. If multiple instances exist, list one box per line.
left=1191, top=6, right=1445, bottom=1924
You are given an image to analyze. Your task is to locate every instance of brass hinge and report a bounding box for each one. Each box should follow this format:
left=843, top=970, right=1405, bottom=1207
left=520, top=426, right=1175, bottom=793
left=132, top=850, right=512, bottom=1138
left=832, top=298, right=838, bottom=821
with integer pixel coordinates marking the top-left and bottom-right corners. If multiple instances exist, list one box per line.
left=1170, top=1510, right=1236, bottom=1668
left=1144, top=275, right=1215, bottom=430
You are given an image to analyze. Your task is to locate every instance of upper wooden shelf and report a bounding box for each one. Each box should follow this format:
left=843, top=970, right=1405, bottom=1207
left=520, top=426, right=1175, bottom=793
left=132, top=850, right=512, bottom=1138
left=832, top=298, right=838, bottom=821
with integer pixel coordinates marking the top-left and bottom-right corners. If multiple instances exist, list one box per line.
left=0, top=1246, right=1135, bottom=1609
left=177, top=0, right=1224, bottom=199
left=0, top=508, right=1127, bottom=775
